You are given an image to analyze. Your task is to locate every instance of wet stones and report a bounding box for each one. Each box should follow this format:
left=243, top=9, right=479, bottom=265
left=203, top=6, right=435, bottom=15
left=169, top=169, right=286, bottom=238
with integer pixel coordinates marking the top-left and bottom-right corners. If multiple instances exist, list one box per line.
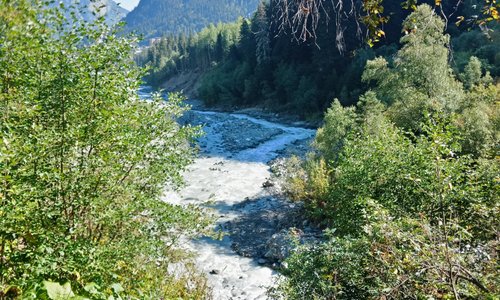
left=220, top=119, right=284, bottom=152
left=226, top=196, right=321, bottom=266
left=262, top=179, right=274, bottom=188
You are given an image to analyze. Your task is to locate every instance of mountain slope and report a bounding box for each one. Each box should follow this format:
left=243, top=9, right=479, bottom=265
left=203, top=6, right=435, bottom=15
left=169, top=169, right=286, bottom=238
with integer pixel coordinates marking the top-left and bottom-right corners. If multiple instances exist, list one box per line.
left=123, top=0, right=260, bottom=38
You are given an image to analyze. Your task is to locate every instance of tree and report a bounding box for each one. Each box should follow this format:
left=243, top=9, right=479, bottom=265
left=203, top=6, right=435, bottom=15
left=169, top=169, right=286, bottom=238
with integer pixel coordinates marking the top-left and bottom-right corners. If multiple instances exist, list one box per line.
left=214, top=32, right=226, bottom=62
left=0, top=1, right=210, bottom=298
left=238, top=19, right=257, bottom=62
left=272, top=0, right=500, bottom=49
left=253, top=1, right=271, bottom=65
left=461, top=56, right=493, bottom=89
left=362, top=4, right=464, bottom=130
left=313, top=99, right=356, bottom=163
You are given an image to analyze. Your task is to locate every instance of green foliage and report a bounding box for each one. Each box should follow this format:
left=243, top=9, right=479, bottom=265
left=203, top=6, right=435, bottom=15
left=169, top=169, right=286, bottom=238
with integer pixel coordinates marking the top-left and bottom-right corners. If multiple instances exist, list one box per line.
left=313, top=100, right=356, bottom=163
left=138, top=0, right=499, bottom=120
left=275, top=5, right=499, bottom=299
left=138, top=20, right=243, bottom=87
left=456, top=57, right=498, bottom=157
left=254, top=2, right=271, bottom=65
left=458, top=100, right=495, bottom=157
left=460, top=56, right=493, bottom=90
left=42, top=281, right=83, bottom=300
left=170, top=1, right=384, bottom=117
left=363, top=4, right=465, bottom=130
left=273, top=205, right=499, bottom=300
left=304, top=109, right=493, bottom=236
left=452, top=25, right=500, bottom=77
left=0, top=1, right=211, bottom=298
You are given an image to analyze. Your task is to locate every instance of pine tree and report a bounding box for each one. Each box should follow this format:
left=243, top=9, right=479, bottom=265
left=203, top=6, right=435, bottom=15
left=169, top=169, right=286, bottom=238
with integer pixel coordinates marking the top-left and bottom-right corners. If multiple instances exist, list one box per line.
left=214, top=32, right=225, bottom=62
left=238, top=19, right=256, bottom=62
left=253, top=1, right=271, bottom=65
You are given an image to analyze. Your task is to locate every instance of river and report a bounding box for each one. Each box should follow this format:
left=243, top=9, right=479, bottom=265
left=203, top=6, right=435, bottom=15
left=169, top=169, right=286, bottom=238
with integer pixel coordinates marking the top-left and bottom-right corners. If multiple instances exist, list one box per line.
left=139, top=87, right=316, bottom=299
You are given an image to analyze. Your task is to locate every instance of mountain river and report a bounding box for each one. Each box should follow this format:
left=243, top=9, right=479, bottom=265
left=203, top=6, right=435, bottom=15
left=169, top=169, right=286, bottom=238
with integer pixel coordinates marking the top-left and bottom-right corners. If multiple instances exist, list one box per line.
left=139, top=87, right=316, bottom=299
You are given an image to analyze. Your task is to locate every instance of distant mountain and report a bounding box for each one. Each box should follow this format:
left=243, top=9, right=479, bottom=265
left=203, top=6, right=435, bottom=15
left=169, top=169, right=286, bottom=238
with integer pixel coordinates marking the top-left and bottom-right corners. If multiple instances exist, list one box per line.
left=123, top=0, right=260, bottom=39
left=56, top=0, right=129, bottom=25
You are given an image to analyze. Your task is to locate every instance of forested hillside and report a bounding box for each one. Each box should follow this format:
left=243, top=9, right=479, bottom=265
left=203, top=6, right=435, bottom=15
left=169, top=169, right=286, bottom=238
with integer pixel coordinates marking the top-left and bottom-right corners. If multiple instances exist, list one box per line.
left=135, top=20, right=242, bottom=86
left=139, top=0, right=499, bottom=119
left=123, top=0, right=260, bottom=39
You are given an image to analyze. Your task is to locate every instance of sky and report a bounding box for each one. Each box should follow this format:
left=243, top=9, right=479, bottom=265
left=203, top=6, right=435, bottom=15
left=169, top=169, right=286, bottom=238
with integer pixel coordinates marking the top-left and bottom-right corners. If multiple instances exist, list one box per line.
left=117, top=0, right=140, bottom=11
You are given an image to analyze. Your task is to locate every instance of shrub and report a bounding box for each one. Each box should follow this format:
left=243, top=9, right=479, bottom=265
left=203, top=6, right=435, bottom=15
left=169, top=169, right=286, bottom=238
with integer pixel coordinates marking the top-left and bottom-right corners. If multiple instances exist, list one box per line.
left=0, top=1, right=211, bottom=298
left=273, top=203, right=499, bottom=300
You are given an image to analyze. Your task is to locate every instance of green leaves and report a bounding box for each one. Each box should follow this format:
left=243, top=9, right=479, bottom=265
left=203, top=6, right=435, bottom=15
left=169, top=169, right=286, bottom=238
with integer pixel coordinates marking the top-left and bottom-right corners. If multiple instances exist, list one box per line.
left=313, top=99, right=356, bottom=163
left=109, top=284, right=123, bottom=295
left=277, top=5, right=498, bottom=299
left=0, top=1, right=209, bottom=298
left=44, top=281, right=76, bottom=300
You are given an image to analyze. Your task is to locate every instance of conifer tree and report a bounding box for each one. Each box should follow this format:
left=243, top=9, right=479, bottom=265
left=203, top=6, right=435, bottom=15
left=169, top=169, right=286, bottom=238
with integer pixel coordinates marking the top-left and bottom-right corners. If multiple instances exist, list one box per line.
left=254, top=1, right=271, bottom=65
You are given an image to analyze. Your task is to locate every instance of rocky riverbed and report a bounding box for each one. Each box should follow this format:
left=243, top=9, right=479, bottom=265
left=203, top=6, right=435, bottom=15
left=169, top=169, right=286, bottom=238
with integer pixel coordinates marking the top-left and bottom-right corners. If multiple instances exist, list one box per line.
left=141, top=88, right=318, bottom=299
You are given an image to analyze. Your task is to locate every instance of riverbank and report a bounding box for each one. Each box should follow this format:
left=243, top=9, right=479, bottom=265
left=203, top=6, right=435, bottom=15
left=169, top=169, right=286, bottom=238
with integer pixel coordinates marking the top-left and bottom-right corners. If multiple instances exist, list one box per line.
left=186, top=98, right=321, bottom=129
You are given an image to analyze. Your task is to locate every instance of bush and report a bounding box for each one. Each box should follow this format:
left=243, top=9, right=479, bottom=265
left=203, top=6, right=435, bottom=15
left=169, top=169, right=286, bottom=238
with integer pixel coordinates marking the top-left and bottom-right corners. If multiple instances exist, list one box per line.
left=273, top=203, right=499, bottom=300
left=0, top=1, right=211, bottom=298
left=275, top=6, right=498, bottom=299
left=313, top=99, right=356, bottom=163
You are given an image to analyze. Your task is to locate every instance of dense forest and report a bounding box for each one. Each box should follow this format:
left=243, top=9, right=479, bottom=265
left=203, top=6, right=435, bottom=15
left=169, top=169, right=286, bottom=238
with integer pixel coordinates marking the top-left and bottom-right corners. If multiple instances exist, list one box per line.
left=123, top=0, right=260, bottom=40
left=140, top=0, right=499, bottom=119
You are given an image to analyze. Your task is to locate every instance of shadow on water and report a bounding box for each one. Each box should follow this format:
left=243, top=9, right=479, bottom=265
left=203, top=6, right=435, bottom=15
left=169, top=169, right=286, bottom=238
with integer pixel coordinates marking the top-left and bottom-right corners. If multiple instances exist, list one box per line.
left=192, top=195, right=310, bottom=267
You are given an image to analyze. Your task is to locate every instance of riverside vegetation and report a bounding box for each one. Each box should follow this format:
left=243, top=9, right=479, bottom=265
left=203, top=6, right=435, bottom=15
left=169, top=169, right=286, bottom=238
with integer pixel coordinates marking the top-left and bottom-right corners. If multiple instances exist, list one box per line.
left=0, top=1, right=213, bottom=299
left=1, top=1, right=499, bottom=300
left=271, top=5, right=499, bottom=299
